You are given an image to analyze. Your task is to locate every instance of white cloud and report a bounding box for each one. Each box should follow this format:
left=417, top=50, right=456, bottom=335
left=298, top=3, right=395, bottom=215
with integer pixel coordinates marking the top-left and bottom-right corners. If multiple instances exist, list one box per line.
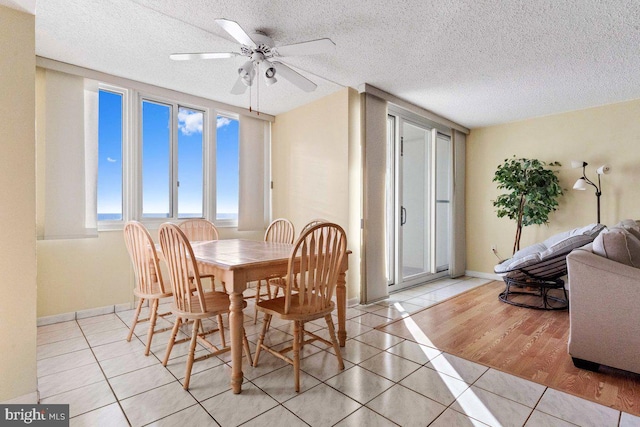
left=217, top=116, right=231, bottom=128
left=107, top=157, right=117, bottom=163
left=178, top=109, right=203, bottom=135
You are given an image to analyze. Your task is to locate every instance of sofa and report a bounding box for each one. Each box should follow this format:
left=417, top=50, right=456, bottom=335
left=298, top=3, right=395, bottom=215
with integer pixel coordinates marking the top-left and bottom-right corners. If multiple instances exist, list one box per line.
left=567, top=219, right=640, bottom=374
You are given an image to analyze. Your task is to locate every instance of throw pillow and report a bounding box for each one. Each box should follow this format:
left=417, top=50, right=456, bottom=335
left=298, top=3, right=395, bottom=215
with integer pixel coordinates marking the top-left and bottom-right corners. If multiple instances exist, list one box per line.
left=592, top=227, right=640, bottom=268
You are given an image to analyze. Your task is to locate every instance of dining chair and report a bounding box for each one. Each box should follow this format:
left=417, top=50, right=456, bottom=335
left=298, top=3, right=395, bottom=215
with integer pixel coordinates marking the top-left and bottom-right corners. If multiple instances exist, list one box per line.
left=253, top=218, right=295, bottom=323
left=123, top=221, right=173, bottom=356
left=300, top=218, right=327, bottom=235
left=178, top=218, right=222, bottom=292
left=253, top=222, right=347, bottom=392
left=158, top=223, right=252, bottom=390
left=178, top=218, right=219, bottom=241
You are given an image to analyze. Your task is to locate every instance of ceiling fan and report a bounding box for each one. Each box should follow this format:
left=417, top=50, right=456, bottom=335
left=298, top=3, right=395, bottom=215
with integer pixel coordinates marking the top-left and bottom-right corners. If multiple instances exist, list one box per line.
left=170, top=19, right=335, bottom=94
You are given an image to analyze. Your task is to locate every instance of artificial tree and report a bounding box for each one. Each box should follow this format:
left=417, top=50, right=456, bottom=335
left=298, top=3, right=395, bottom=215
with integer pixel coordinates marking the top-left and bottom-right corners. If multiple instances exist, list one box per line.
left=493, top=157, right=564, bottom=255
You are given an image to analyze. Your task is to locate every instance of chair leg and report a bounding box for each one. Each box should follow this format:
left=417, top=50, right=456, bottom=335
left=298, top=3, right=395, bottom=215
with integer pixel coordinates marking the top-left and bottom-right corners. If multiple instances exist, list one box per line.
left=162, top=317, right=182, bottom=366
left=325, top=315, right=344, bottom=370
left=183, top=319, right=200, bottom=390
left=144, top=299, right=159, bottom=356
left=253, top=313, right=271, bottom=366
left=253, top=280, right=262, bottom=325
left=217, top=314, right=226, bottom=348
left=293, top=321, right=301, bottom=392
left=242, top=327, right=252, bottom=367
left=127, top=297, right=144, bottom=342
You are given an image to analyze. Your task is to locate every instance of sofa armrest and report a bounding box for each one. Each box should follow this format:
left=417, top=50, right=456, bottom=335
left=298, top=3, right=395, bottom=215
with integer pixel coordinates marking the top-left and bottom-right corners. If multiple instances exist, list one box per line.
left=567, top=247, right=640, bottom=374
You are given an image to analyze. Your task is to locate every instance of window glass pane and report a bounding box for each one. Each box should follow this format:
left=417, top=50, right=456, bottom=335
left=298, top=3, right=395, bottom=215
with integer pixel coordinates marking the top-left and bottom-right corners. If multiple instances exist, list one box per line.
left=177, top=107, right=204, bottom=218
left=97, top=90, right=123, bottom=221
left=142, top=100, right=171, bottom=218
left=216, top=115, right=239, bottom=221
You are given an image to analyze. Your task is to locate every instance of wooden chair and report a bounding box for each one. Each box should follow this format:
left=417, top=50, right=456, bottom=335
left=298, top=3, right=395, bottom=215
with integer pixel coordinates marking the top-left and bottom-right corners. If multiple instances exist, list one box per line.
left=158, top=223, right=252, bottom=389
left=123, top=221, right=173, bottom=356
left=300, top=218, right=327, bottom=235
left=178, top=218, right=222, bottom=292
left=253, top=218, right=295, bottom=323
left=253, top=223, right=347, bottom=392
left=178, top=218, right=219, bottom=241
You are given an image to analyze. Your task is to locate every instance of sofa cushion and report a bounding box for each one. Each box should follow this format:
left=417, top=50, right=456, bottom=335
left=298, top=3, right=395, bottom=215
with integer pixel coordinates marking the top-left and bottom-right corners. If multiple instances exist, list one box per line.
left=495, top=223, right=605, bottom=275
left=614, top=219, right=640, bottom=240
left=593, top=227, right=640, bottom=268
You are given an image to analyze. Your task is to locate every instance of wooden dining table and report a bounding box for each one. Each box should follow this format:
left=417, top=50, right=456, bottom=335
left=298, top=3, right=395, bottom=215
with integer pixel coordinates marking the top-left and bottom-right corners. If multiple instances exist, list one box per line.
left=189, top=239, right=350, bottom=394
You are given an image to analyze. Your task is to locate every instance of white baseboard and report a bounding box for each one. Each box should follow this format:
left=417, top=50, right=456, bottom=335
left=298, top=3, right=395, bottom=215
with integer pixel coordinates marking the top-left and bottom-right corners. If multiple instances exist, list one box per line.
left=1, top=391, right=39, bottom=404
left=347, top=297, right=360, bottom=308
left=465, top=270, right=502, bottom=281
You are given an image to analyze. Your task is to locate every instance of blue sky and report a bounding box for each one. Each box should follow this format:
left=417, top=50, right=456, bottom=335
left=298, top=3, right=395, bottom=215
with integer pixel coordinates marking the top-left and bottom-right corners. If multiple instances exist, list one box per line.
left=97, top=89, right=239, bottom=219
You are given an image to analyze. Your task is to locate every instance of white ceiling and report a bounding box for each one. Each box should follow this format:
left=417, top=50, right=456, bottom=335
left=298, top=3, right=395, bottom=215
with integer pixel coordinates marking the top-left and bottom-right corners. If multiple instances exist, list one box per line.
left=34, top=0, right=640, bottom=128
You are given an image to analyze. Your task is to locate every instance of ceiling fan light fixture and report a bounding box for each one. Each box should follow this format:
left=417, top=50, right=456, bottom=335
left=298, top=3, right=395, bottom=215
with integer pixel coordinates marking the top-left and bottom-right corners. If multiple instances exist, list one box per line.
left=238, top=60, right=255, bottom=86
left=264, top=66, right=277, bottom=86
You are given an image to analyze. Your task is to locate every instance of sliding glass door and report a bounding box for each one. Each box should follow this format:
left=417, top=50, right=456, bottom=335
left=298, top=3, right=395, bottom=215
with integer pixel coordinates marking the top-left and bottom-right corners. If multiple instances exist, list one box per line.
left=387, top=111, right=451, bottom=291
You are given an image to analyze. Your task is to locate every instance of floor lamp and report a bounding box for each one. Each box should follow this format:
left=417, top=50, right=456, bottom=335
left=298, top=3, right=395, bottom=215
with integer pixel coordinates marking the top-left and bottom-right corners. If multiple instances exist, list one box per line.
left=571, top=161, right=611, bottom=224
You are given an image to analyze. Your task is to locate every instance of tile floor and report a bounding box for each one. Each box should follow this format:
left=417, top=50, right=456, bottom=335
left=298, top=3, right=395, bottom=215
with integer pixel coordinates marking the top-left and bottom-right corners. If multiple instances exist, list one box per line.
left=35, top=277, right=640, bottom=427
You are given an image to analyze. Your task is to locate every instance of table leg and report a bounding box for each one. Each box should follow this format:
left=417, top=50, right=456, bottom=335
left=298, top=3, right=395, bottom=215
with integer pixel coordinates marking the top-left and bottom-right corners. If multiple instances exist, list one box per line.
left=229, top=291, right=244, bottom=393
left=337, top=270, right=347, bottom=347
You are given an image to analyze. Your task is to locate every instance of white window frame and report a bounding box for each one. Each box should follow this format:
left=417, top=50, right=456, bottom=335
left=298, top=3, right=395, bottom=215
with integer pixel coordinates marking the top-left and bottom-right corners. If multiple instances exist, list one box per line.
left=97, top=85, right=245, bottom=230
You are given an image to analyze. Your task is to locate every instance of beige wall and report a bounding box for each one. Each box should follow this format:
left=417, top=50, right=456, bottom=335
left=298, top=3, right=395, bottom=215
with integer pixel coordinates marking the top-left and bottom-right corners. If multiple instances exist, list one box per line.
left=466, top=98, right=640, bottom=275
left=0, top=5, right=37, bottom=402
left=272, top=88, right=361, bottom=300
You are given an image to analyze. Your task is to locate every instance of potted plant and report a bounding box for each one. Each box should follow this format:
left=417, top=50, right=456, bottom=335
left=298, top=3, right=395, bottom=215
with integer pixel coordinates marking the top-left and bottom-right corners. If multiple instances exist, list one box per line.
left=493, top=157, right=564, bottom=255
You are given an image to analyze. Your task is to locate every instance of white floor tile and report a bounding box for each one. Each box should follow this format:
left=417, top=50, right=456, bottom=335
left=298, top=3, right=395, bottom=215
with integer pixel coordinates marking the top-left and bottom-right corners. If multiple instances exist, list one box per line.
left=426, top=352, right=488, bottom=384
left=524, top=410, right=580, bottom=427
left=120, top=382, right=197, bottom=427
left=353, top=329, right=404, bottom=350
left=535, top=388, right=620, bottom=427
left=300, top=349, right=353, bottom=382
left=386, top=340, right=441, bottom=364
left=177, top=364, right=233, bottom=402
left=334, top=406, right=398, bottom=426
left=400, top=366, right=470, bottom=406
left=284, top=383, right=361, bottom=427
left=69, top=403, right=129, bottom=427
left=620, top=412, right=640, bottom=427
left=250, top=364, right=321, bottom=403
left=366, top=384, right=446, bottom=426
left=325, top=365, right=394, bottom=405
left=38, top=363, right=105, bottom=399
left=430, top=408, right=491, bottom=427
left=241, top=405, right=308, bottom=427
left=145, top=404, right=214, bottom=427
left=40, top=380, right=115, bottom=418
left=37, top=337, right=89, bottom=361
left=449, top=386, right=533, bottom=427
left=474, top=368, right=546, bottom=408
left=37, top=349, right=96, bottom=378
left=200, top=381, right=279, bottom=426
left=359, top=351, right=421, bottom=382
left=108, top=364, right=177, bottom=400
left=99, top=349, right=160, bottom=378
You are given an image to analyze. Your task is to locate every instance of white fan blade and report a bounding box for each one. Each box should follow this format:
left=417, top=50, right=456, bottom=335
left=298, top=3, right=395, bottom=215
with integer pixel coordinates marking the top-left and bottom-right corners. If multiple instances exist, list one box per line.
left=274, top=38, right=335, bottom=57
left=230, top=76, right=248, bottom=95
left=215, top=18, right=256, bottom=48
left=169, top=52, right=238, bottom=61
left=271, top=62, right=317, bottom=92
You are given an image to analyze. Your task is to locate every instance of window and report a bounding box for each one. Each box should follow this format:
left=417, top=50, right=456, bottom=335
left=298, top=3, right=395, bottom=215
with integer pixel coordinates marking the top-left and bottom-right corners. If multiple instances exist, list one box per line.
left=94, top=79, right=264, bottom=229
left=97, top=89, right=123, bottom=221
left=216, top=115, right=239, bottom=221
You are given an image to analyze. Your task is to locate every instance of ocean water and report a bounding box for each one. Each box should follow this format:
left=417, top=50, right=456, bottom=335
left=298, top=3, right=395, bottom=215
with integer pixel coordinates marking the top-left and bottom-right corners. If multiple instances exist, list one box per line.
left=97, top=213, right=238, bottom=221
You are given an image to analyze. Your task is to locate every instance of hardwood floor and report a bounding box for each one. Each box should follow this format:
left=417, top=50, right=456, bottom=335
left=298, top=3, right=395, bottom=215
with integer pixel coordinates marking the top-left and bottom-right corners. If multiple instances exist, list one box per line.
left=378, top=281, right=640, bottom=416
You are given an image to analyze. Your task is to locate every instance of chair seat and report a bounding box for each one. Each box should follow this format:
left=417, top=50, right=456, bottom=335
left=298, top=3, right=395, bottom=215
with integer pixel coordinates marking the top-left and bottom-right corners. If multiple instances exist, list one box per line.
left=133, top=281, right=172, bottom=300
left=256, top=296, right=335, bottom=321
left=172, top=291, right=245, bottom=320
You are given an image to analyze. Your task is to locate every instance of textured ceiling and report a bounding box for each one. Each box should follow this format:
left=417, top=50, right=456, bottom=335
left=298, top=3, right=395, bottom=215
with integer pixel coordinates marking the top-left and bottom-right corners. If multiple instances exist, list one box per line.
left=34, top=0, right=640, bottom=128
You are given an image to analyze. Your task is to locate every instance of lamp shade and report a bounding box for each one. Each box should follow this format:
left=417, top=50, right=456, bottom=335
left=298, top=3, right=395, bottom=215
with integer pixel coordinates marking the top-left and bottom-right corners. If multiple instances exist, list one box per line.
left=596, top=164, right=611, bottom=175
left=571, top=160, right=587, bottom=169
left=573, top=178, right=588, bottom=190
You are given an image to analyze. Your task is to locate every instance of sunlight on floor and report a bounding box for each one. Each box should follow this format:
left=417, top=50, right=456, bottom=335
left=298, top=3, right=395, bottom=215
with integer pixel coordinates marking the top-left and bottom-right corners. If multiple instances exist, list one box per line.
left=394, top=302, right=502, bottom=427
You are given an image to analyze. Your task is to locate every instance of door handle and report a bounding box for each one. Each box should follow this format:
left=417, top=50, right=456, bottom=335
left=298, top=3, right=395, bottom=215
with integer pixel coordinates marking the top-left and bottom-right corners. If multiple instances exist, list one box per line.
left=401, top=206, right=407, bottom=226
